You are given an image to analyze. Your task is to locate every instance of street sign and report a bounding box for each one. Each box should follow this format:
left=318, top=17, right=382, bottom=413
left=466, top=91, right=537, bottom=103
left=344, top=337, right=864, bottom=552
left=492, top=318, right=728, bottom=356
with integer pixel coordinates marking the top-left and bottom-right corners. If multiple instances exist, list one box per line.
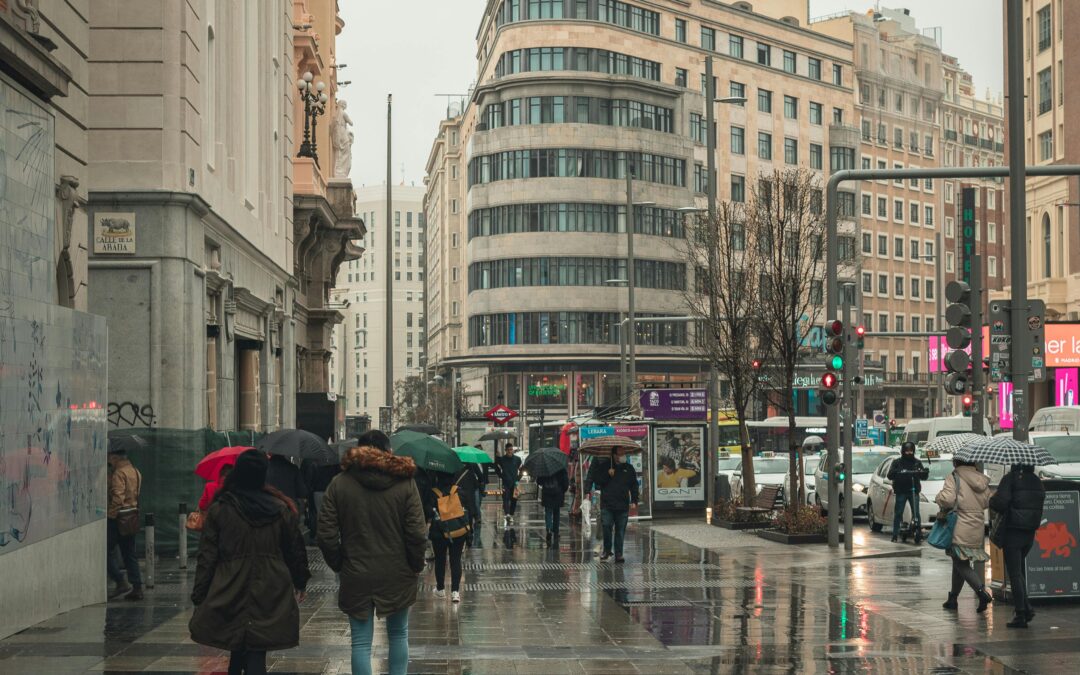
left=1029, top=299, right=1047, bottom=383
left=855, top=419, right=868, bottom=439
left=484, top=404, right=519, bottom=426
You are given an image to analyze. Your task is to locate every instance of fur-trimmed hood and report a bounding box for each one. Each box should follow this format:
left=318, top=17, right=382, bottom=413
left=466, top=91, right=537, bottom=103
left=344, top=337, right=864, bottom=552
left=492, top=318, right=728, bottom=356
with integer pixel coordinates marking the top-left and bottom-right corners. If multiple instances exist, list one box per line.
left=341, top=446, right=416, bottom=491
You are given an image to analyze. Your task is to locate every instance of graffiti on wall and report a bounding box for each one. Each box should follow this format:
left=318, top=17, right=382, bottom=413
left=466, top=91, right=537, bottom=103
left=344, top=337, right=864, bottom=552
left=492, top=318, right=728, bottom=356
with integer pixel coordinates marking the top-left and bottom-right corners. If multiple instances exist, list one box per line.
left=107, top=402, right=156, bottom=428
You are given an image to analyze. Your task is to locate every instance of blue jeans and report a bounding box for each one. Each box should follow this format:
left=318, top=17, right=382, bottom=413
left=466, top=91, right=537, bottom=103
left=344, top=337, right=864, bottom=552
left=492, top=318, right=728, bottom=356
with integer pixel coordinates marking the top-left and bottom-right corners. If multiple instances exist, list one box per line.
left=601, top=509, right=628, bottom=557
left=349, top=607, right=409, bottom=675
left=544, top=506, right=561, bottom=535
left=893, top=490, right=920, bottom=534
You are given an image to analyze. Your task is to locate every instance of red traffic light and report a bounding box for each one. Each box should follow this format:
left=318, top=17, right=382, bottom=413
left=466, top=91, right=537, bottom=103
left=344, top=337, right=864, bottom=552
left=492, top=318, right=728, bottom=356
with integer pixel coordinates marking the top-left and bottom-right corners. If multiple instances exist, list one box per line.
left=962, top=394, right=973, bottom=407
left=821, top=372, right=838, bottom=389
left=751, top=358, right=763, bottom=370
left=826, top=319, right=844, bottom=337
left=855, top=325, right=866, bottom=338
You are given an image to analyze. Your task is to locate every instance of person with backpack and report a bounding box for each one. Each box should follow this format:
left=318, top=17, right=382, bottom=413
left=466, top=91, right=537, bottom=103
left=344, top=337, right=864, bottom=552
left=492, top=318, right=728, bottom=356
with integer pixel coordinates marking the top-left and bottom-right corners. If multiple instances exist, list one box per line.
left=424, top=468, right=474, bottom=603
left=538, top=467, right=569, bottom=546
left=316, top=430, right=427, bottom=675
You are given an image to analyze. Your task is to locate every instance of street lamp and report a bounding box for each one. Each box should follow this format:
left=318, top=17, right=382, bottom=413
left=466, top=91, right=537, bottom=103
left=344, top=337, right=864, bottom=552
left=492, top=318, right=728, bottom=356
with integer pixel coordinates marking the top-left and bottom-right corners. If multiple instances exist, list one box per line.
left=624, top=180, right=656, bottom=405
left=297, top=71, right=328, bottom=163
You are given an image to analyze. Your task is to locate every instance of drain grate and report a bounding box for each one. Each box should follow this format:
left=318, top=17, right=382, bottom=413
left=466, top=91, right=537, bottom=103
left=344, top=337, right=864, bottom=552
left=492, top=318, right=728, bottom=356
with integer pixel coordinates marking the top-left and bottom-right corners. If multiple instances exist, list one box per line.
left=622, top=600, right=695, bottom=607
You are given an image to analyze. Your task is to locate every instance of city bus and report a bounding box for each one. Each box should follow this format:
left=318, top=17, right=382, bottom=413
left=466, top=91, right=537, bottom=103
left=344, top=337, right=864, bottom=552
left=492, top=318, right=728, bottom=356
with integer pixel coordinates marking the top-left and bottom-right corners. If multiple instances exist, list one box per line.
left=746, top=416, right=829, bottom=454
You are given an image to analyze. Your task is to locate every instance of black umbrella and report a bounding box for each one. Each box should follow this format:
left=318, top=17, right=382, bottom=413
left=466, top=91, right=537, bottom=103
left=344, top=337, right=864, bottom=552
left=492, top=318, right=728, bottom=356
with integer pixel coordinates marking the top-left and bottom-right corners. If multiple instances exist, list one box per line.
left=523, top=447, right=568, bottom=478
left=108, top=432, right=149, bottom=455
left=396, top=423, right=441, bottom=435
left=256, top=429, right=336, bottom=465
left=479, top=428, right=518, bottom=441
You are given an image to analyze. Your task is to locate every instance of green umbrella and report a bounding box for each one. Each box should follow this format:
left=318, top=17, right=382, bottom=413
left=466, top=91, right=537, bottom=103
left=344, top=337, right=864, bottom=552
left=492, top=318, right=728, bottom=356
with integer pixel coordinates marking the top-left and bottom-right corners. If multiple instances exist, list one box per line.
left=390, top=430, right=463, bottom=474
left=453, top=446, right=492, bottom=464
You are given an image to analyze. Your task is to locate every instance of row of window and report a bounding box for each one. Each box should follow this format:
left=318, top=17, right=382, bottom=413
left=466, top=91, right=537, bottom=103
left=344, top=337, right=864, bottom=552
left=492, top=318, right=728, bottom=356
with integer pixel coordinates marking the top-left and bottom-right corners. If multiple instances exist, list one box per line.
left=860, top=119, right=935, bottom=156
left=695, top=27, right=842, bottom=85
left=494, top=46, right=661, bottom=81
left=482, top=96, right=673, bottom=133
left=859, top=156, right=938, bottom=194
left=467, top=149, right=685, bottom=187
left=863, top=313, right=936, bottom=340
left=469, top=311, right=688, bottom=347
left=860, top=271, right=937, bottom=302
left=468, top=257, right=685, bottom=292
left=857, top=82, right=936, bottom=123
left=859, top=195, right=935, bottom=227
left=496, top=0, right=661, bottom=36
left=467, top=203, right=686, bottom=239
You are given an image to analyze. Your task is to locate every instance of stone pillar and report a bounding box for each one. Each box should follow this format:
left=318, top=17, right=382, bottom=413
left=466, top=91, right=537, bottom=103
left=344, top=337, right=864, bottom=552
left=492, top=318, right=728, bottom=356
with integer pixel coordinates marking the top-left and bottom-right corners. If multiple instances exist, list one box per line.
left=238, top=348, right=261, bottom=431
left=206, top=335, right=218, bottom=430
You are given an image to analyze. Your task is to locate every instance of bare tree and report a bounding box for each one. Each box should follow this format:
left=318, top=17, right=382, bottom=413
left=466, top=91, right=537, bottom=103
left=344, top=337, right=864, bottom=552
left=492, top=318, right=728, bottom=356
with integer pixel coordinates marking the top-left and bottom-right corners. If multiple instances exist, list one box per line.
left=679, top=202, right=767, bottom=505
left=749, top=169, right=828, bottom=508
left=394, top=376, right=470, bottom=436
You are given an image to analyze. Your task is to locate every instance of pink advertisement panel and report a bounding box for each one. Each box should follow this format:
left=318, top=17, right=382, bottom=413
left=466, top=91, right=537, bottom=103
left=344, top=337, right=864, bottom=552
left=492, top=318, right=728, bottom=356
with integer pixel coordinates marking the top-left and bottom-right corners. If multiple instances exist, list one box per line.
left=1055, top=368, right=1080, bottom=407
left=999, top=382, right=1014, bottom=430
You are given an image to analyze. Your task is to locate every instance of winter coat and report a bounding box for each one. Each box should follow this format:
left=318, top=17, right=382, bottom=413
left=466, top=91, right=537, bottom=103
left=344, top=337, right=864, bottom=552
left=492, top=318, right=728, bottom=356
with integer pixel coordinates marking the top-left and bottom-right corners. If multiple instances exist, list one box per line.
left=189, top=490, right=310, bottom=652
left=887, top=455, right=929, bottom=494
left=494, top=454, right=522, bottom=489
left=107, top=455, right=141, bottom=519
left=935, top=465, right=991, bottom=549
left=539, top=469, right=569, bottom=509
left=989, top=467, right=1046, bottom=548
left=588, top=459, right=639, bottom=512
left=316, top=448, right=427, bottom=620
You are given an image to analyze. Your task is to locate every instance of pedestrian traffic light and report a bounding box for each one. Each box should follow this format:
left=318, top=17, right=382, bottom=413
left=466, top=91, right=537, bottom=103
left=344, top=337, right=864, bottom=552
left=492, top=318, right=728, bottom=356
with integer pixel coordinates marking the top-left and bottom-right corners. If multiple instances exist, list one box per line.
left=820, top=372, right=839, bottom=406
left=962, top=393, right=973, bottom=417
left=855, top=325, right=866, bottom=350
left=943, top=280, right=972, bottom=397
left=833, top=462, right=846, bottom=483
left=751, top=358, right=763, bottom=371
left=820, top=320, right=844, bottom=407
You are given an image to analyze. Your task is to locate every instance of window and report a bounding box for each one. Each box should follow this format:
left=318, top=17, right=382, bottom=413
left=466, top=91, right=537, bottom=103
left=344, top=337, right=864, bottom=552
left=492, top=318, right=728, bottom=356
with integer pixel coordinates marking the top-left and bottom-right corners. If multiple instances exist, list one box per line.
left=878, top=314, right=888, bottom=332
left=675, top=18, right=687, bottom=43
left=1043, top=213, right=1052, bottom=278
left=730, top=174, right=745, bottom=202
left=894, top=237, right=904, bottom=258
left=1039, top=130, right=1054, bottom=160
left=783, top=95, right=798, bottom=120
left=912, top=317, right=921, bottom=333
left=730, top=125, right=745, bottom=155
left=1038, top=67, right=1052, bottom=115
left=862, top=272, right=872, bottom=293
left=988, top=223, right=996, bottom=243
left=757, top=132, right=772, bottom=160
left=528, top=0, right=563, bottom=19
left=911, top=277, right=920, bottom=298
left=945, top=182, right=953, bottom=203
left=894, top=275, right=905, bottom=297
left=896, top=93, right=904, bottom=113
left=862, top=156, right=871, bottom=170
left=729, top=34, right=743, bottom=58
left=809, top=102, right=822, bottom=125
left=784, top=138, right=798, bottom=165
left=729, top=81, right=746, bottom=105
left=406, top=312, right=414, bottom=327
left=694, top=164, right=708, bottom=193
left=877, top=196, right=887, bottom=218
left=690, top=113, right=707, bottom=143
left=451, top=199, right=459, bottom=214
left=701, top=26, right=715, bottom=50
left=877, top=274, right=888, bottom=295
left=1038, top=4, right=1052, bottom=52
left=757, top=42, right=771, bottom=66
left=783, top=49, right=796, bottom=73
left=861, top=194, right=872, bottom=216
left=924, top=205, right=933, bottom=226
left=910, top=202, right=919, bottom=224
left=925, top=279, right=934, bottom=299
left=946, top=251, right=955, bottom=272
left=833, top=108, right=844, bottom=124
left=830, top=147, right=854, bottom=171
left=894, top=127, right=904, bottom=149
left=808, top=57, right=821, bottom=80
left=757, top=89, right=772, bottom=113
left=862, top=232, right=872, bottom=253
left=945, top=216, right=954, bottom=238
left=877, top=234, right=887, bottom=256
left=895, top=315, right=905, bottom=333
left=894, top=199, right=904, bottom=222
left=832, top=64, right=843, bottom=85
left=675, top=68, right=688, bottom=87
left=910, top=239, right=920, bottom=261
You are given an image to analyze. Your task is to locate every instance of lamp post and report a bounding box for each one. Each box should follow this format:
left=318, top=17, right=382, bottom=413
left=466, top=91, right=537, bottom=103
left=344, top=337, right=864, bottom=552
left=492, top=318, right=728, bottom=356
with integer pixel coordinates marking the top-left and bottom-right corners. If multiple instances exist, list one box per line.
left=624, top=167, right=655, bottom=409
left=428, top=374, right=445, bottom=434
left=296, top=71, right=328, bottom=163
left=605, top=278, right=630, bottom=401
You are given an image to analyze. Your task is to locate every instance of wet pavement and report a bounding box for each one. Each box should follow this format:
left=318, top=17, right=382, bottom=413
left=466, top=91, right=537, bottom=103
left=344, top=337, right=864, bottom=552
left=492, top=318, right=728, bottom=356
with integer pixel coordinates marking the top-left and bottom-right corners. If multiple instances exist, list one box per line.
left=3, top=502, right=1080, bottom=674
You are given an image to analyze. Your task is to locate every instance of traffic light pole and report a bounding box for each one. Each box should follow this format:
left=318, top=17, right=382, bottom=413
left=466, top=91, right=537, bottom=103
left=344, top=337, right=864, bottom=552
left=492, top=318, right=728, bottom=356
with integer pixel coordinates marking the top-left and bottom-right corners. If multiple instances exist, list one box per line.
left=1006, top=0, right=1030, bottom=440
left=971, top=254, right=985, bottom=435
left=842, top=294, right=854, bottom=553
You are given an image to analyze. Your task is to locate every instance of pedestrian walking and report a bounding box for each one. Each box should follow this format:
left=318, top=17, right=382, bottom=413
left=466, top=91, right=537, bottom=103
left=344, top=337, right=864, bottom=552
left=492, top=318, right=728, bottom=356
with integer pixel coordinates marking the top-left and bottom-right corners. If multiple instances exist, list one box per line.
left=587, top=448, right=638, bottom=563
left=316, top=430, right=427, bottom=675
left=494, top=443, right=522, bottom=526
left=190, top=450, right=310, bottom=675
left=935, top=458, right=993, bottom=613
left=199, top=463, right=233, bottom=511
left=106, top=446, right=144, bottom=600
left=539, top=467, right=569, bottom=546
left=267, top=454, right=308, bottom=518
left=424, top=468, right=474, bottom=603
left=989, top=464, right=1046, bottom=628
left=887, top=442, right=929, bottom=542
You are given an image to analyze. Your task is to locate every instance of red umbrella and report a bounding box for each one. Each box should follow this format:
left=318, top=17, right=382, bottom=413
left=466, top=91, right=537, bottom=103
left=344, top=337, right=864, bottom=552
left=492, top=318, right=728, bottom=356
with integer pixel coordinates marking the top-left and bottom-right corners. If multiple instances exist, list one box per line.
left=195, top=446, right=253, bottom=480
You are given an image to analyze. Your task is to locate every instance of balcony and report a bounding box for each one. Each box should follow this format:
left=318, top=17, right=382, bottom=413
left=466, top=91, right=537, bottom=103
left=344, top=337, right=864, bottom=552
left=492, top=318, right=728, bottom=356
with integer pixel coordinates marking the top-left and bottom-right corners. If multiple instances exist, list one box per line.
left=963, top=134, right=978, bottom=147
left=882, top=371, right=936, bottom=386
left=945, top=129, right=957, bottom=142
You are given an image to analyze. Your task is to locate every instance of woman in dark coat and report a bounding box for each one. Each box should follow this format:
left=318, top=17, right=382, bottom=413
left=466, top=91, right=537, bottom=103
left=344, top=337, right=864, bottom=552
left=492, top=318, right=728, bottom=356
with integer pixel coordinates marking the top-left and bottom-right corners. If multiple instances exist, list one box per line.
left=989, top=464, right=1046, bottom=628
left=539, top=468, right=569, bottom=545
left=316, top=432, right=427, bottom=675
left=190, top=450, right=310, bottom=675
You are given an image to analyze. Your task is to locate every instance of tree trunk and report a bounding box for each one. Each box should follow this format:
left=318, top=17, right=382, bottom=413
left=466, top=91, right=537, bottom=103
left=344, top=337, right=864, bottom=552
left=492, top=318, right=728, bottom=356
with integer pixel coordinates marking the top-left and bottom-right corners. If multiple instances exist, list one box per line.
left=787, top=411, right=799, bottom=511
left=739, top=419, right=756, bottom=504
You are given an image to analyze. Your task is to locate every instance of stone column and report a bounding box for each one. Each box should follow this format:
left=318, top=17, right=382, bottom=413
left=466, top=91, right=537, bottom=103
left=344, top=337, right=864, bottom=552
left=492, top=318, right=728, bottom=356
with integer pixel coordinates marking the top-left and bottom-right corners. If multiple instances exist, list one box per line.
left=238, top=348, right=260, bottom=431
left=206, top=335, right=218, bottom=430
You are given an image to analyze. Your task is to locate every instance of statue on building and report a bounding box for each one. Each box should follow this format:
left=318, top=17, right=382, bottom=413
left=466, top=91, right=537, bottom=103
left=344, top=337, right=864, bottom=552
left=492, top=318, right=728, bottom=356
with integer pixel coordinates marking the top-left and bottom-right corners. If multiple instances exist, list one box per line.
left=331, top=100, right=354, bottom=178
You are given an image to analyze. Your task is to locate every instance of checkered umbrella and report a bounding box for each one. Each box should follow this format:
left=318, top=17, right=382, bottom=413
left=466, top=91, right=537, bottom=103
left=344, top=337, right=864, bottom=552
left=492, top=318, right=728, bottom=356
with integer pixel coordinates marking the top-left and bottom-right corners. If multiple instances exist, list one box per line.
left=924, top=433, right=983, bottom=456
left=953, top=436, right=1056, bottom=467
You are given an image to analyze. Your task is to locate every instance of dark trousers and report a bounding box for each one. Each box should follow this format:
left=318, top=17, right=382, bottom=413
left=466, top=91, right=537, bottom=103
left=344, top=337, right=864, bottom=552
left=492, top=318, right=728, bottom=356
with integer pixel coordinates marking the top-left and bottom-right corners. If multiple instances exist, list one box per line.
left=949, top=554, right=986, bottom=595
left=502, top=487, right=517, bottom=517
left=601, top=509, right=629, bottom=557
left=228, top=649, right=267, bottom=675
left=432, top=536, right=466, bottom=592
left=544, top=506, right=561, bottom=535
left=106, top=518, right=142, bottom=588
left=1004, top=542, right=1034, bottom=614
left=893, top=491, right=921, bottom=533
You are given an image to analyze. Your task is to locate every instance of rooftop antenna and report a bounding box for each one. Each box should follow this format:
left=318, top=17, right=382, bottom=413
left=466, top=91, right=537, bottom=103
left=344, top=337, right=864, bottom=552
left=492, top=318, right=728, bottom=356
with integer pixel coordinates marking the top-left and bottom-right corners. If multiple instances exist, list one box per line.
left=436, top=93, right=469, bottom=119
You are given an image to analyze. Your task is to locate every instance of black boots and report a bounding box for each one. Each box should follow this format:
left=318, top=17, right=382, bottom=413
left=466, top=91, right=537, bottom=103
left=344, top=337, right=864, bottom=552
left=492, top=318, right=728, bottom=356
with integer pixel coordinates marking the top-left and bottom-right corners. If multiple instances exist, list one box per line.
left=942, top=592, right=959, bottom=610
left=976, top=587, right=993, bottom=613
left=1007, top=614, right=1029, bottom=628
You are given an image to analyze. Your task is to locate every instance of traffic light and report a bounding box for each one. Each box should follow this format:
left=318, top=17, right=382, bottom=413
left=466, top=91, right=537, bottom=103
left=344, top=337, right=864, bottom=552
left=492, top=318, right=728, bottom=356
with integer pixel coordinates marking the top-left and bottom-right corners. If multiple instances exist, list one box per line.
left=943, top=280, right=972, bottom=396
left=751, top=358, right=763, bottom=371
left=962, top=393, right=973, bottom=417
left=820, top=320, right=844, bottom=406
left=855, top=325, right=866, bottom=350
left=833, top=462, right=846, bottom=483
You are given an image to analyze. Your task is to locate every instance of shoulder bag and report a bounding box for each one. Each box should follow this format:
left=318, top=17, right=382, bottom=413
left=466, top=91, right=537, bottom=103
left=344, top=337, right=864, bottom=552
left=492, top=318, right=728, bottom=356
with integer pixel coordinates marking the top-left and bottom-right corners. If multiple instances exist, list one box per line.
left=927, top=471, right=960, bottom=550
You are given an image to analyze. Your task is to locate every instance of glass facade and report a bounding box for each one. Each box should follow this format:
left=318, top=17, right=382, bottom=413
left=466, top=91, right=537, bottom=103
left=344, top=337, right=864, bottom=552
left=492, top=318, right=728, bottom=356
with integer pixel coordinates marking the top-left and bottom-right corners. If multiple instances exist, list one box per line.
left=494, top=46, right=661, bottom=81
left=469, top=312, right=689, bottom=347
left=468, top=257, right=686, bottom=291
left=482, top=96, right=673, bottom=132
left=468, top=149, right=686, bottom=187
left=468, top=203, right=686, bottom=239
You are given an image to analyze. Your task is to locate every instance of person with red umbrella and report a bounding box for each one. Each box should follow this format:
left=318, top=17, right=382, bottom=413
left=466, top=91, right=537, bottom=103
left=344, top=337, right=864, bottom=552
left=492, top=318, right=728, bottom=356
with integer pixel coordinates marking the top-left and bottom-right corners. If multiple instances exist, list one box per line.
left=192, top=446, right=253, bottom=529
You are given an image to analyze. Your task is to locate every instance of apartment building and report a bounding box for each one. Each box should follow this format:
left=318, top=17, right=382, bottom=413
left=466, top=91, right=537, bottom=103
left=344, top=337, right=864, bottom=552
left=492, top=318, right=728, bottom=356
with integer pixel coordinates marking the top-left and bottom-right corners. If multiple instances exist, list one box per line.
left=427, top=0, right=856, bottom=419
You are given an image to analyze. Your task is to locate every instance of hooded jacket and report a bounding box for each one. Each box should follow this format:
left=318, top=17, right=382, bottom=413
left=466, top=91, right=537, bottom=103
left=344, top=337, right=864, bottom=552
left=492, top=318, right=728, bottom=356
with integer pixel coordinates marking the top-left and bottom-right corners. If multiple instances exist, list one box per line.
left=989, top=467, right=1046, bottom=547
left=935, top=464, right=991, bottom=549
left=316, top=447, right=427, bottom=619
left=107, top=454, right=140, bottom=519
left=189, top=489, right=310, bottom=652
left=887, top=454, right=929, bottom=494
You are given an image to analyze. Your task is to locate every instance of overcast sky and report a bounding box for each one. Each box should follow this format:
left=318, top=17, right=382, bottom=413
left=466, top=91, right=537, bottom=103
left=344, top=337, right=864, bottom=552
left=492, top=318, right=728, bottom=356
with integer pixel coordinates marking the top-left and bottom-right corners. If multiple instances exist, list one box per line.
left=335, top=1, right=1003, bottom=188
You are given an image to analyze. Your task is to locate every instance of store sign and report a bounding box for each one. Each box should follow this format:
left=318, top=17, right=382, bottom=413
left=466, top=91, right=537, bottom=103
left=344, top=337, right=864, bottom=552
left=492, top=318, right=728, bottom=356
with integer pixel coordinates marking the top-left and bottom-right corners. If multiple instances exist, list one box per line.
left=1027, top=491, right=1080, bottom=598
left=1045, top=324, right=1080, bottom=367
left=639, top=389, right=707, bottom=420
left=528, top=384, right=565, bottom=397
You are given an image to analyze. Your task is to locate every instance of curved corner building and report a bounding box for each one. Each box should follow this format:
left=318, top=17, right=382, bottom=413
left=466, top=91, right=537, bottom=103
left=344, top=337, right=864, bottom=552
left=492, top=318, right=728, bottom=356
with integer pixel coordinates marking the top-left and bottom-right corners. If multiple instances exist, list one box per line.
left=425, top=0, right=856, bottom=418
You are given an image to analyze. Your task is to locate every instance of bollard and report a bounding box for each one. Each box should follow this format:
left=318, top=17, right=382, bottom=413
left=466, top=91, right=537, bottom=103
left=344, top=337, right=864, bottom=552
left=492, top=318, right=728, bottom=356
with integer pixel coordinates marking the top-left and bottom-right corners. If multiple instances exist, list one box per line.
left=178, top=502, right=188, bottom=569
left=144, top=513, right=155, bottom=589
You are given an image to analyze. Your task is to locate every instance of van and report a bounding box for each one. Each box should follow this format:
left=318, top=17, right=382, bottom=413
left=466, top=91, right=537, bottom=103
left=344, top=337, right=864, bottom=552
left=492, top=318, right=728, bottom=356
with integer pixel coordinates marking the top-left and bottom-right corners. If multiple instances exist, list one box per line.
left=901, top=415, right=992, bottom=447
left=1029, top=406, right=1080, bottom=433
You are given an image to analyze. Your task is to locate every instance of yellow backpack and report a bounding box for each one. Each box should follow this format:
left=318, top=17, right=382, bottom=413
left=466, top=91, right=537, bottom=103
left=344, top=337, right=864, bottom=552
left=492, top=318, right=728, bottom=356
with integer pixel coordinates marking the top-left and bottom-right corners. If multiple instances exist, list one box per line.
left=433, top=474, right=470, bottom=540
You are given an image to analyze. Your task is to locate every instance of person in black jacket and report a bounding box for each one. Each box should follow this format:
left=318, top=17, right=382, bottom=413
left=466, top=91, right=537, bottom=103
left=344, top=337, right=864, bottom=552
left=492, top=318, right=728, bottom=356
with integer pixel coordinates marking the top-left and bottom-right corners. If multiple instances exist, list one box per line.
left=887, top=442, right=929, bottom=542
left=493, top=444, right=523, bottom=525
left=538, top=468, right=569, bottom=546
left=588, top=448, right=639, bottom=563
left=989, top=464, right=1046, bottom=628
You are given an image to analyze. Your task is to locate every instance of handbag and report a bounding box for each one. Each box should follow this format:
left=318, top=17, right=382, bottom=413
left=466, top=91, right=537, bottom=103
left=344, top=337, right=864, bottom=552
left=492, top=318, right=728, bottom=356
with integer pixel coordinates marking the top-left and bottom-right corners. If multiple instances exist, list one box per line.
left=186, top=510, right=206, bottom=532
left=927, top=471, right=961, bottom=550
left=989, top=512, right=1007, bottom=548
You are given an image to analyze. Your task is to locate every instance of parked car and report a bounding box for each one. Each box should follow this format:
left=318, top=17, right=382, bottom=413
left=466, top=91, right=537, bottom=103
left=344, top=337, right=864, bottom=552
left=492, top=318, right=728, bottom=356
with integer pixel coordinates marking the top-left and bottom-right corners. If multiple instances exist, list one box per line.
left=814, top=447, right=894, bottom=517
left=730, top=454, right=790, bottom=507
left=1029, top=406, right=1080, bottom=433
left=716, top=451, right=744, bottom=501
left=865, top=453, right=954, bottom=534
left=783, top=454, right=821, bottom=506
left=985, top=432, right=1080, bottom=485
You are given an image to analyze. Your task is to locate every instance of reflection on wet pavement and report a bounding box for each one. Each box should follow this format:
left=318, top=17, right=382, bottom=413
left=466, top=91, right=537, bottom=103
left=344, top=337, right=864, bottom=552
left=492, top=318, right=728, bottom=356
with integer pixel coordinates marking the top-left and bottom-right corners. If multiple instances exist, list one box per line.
left=1, top=502, right=1078, bottom=673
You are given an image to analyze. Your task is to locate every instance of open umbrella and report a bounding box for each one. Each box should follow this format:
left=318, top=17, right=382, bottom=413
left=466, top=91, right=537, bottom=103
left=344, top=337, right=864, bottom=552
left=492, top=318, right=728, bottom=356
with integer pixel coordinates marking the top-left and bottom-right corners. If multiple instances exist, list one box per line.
left=578, top=435, right=642, bottom=456
left=453, top=446, right=492, bottom=464
left=195, top=446, right=253, bottom=480
left=331, top=438, right=359, bottom=458
left=256, top=429, right=337, bottom=465
left=479, top=428, right=518, bottom=441
left=924, top=433, right=982, bottom=456
left=523, top=447, right=568, bottom=478
left=390, top=430, right=463, bottom=474
left=954, top=436, right=1055, bottom=467
left=397, top=423, right=441, bottom=435
left=108, top=432, right=149, bottom=455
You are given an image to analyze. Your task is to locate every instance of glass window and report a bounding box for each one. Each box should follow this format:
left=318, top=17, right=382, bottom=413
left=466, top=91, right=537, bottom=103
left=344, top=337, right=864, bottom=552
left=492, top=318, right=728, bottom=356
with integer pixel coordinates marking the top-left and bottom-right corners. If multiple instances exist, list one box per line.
left=877, top=196, right=887, bottom=218
left=730, top=125, right=745, bottom=155
left=1038, top=67, right=1052, bottom=115
left=757, top=42, right=771, bottom=66
left=809, top=101, right=822, bottom=125
left=1038, top=4, right=1052, bottom=52
left=701, top=26, right=715, bottom=51
left=675, top=68, right=688, bottom=87
left=783, top=49, right=796, bottom=73
left=784, top=138, right=798, bottom=165
left=1039, top=130, right=1054, bottom=160
left=809, top=143, right=822, bottom=170
left=729, top=81, right=746, bottom=105
left=808, top=57, right=821, bottom=80
left=784, top=95, right=798, bottom=119
left=731, top=174, right=745, bottom=202
left=877, top=274, right=887, bottom=294
left=877, top=234, right=887, bottom=256
left=675, top=18, right=687, bottom=43
left=757, top=132, right=772, bottom=160
left=729, top=34, right=743, bottom=58
left=527, top=373, right=569, bottom=407
left=832, top=63, right=843, bottom=85
left=757, top=89, right=772, bottom=113
left=894, top=236, right=904, bottom=257
left=862, top=232, right=872, bottom=253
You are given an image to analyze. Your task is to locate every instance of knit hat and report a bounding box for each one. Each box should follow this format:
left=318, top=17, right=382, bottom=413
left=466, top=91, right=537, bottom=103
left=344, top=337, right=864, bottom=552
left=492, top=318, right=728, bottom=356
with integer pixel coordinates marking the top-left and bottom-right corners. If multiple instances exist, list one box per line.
left=231, top=450, right=269, bottom=491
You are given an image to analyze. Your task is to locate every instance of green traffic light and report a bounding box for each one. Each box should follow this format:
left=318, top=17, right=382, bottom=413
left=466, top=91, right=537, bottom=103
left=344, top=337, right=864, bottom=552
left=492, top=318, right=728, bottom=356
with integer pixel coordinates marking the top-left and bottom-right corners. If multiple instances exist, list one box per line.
left=829, top=355, right=844, bottom=370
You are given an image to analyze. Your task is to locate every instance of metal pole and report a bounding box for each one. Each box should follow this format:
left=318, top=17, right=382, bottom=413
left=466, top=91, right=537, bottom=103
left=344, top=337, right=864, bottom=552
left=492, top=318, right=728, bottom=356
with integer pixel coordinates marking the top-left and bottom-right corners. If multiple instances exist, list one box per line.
left=385, top=95, right=394, bottom=410
left=177, top=502, right=188, bottom=569
left=971, top=254, right=985, bottom=435
left=619, top=319, right=627, bottom=401
left=143, top=513, right=155, bottom=589
left=936, top=231, right=945, bottom=416
left=826, top=178, right=841, bottom=548
left=1006, top=0, right=1030, bottom=441
left=705, top=56, right=719, bottom=508
left=842, top=293, right=854, bottom=553
left=625, top=166, right=637, bottom=408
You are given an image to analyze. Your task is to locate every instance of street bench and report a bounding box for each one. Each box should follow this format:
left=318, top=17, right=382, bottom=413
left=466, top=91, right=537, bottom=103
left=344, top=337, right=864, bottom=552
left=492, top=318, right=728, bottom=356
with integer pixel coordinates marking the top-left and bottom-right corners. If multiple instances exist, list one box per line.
left=735, top=485, right=782, bottom=520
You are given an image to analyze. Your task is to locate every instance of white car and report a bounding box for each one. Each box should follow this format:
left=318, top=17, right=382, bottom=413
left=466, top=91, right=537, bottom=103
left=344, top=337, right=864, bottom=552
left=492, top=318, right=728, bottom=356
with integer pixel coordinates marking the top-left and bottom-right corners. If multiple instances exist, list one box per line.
left=730, top=456, right=791, bottom=506
left=783, top=454, right=821, bottom=506
left=814, top=448, right=895, bottom=517
left=866, top=454, right=954, bottom=534
left=716, top=453, right=744, bottom=500
left=1033, top=434, right=1080, bottom=480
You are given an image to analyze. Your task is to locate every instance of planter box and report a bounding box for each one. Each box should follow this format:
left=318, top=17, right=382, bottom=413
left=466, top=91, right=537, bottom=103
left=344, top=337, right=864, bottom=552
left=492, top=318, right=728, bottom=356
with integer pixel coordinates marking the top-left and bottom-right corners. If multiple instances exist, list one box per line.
left=757, top=529, right=829, bottom=545
left=712, top=518, right=769, bottom=530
